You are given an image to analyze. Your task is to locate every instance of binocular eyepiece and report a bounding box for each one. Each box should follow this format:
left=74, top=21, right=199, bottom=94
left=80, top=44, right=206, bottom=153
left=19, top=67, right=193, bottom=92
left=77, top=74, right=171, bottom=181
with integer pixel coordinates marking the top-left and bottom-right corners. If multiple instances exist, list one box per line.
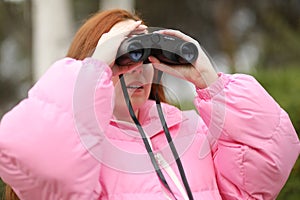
left=116, top=33, right=198, bottom=66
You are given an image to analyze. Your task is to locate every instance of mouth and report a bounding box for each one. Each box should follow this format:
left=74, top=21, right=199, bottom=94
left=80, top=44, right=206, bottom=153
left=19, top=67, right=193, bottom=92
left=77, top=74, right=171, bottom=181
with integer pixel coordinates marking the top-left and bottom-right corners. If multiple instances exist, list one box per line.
left=126, top=82, right=145, bottom=92
left=127, top=85, right=144, bottom=90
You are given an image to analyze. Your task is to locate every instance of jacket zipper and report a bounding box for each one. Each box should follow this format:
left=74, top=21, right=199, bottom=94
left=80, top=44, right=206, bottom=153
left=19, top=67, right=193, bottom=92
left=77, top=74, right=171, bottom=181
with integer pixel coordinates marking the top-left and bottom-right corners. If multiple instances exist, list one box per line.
left=155, top=153, right=189, bottom=200
left=145, top=134, right=189, bottom=200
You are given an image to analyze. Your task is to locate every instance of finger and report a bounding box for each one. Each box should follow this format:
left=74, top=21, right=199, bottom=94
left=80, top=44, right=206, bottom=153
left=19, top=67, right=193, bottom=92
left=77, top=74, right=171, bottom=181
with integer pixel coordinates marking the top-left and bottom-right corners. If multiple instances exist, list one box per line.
left=154, top=29, right=198, bottom=44
left=108, top=21, right=142, bottom=40
left=135, top=24, right=148, bottom=32
left=111, top=20, right=142, bottom=32
left=129, top=25, right=148, bottom=36
left=126, top=21, right=144, bottom=35
left=148, top=56, right=160, bottom=64
left=149, top=57, right=177, bottom=75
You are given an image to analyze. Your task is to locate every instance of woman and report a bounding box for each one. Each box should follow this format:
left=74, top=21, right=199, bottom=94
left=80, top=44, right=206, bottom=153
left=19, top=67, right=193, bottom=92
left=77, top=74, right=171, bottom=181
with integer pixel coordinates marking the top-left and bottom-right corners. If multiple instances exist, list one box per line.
left=0, top=9, right=299, bottom=200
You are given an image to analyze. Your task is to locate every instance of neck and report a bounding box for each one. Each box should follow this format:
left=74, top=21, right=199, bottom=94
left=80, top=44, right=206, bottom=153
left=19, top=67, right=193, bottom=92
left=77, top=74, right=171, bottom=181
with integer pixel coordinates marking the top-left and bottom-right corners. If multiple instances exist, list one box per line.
left=113, top=108, right=139, bottom=123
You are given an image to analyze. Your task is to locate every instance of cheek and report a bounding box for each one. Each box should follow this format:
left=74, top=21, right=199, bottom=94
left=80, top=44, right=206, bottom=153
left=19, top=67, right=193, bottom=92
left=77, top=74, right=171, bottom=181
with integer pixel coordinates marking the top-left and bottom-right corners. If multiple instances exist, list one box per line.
left=112, top=76, right=125, bottom=94
left=143, top=67, right=155, bottom=83
left=111, top=76, right=124, bottom=100
left=112, top=76, right=119, bottom=86
left=145, top=84, right=152, bottom=97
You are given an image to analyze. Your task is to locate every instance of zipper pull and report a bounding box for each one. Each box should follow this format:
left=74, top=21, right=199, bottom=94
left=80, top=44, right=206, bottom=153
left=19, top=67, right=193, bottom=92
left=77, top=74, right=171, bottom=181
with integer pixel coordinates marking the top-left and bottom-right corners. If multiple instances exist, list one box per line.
left=155, top=153, right=168, bottom=168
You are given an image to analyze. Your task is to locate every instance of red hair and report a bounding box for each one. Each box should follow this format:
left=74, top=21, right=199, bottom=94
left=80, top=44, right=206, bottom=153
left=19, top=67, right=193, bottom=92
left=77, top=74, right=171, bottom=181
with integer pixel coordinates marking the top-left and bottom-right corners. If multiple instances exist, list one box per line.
left=67, top=9, right=141, bottom=59
left=4, top=184, right=19, bottom=200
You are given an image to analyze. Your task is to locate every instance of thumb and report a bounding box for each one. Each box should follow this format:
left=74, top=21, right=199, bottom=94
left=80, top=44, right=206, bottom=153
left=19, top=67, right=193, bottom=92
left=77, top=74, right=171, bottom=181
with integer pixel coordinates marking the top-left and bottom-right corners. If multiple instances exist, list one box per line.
left=148, top=56, right=177, bottom=76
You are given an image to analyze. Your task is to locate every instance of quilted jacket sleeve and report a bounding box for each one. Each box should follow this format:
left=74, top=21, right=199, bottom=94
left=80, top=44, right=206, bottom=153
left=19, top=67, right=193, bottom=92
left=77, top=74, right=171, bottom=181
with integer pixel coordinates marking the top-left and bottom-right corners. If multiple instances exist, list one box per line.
left=0, top=58, right=114, bottom=200
left=194, top=73, right=300, bottom=200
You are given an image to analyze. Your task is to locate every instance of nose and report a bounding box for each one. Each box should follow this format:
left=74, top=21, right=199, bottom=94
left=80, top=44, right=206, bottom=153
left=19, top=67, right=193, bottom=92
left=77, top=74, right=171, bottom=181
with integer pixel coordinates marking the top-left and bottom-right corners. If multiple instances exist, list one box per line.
left=130, top=65, right=143, bottom=74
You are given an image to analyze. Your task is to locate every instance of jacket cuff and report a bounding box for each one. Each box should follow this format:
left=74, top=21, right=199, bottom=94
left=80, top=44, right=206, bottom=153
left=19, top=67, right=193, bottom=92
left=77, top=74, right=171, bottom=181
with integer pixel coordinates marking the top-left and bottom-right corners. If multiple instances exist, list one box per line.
left=195, top=73, right=230, bottom=100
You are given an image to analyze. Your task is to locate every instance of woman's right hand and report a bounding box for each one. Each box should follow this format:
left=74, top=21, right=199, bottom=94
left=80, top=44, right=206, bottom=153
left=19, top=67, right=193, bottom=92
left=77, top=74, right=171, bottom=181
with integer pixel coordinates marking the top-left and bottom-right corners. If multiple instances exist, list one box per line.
left=92, top=20, right=147, bottom=76
left=148, top=29, right=218, bottom=89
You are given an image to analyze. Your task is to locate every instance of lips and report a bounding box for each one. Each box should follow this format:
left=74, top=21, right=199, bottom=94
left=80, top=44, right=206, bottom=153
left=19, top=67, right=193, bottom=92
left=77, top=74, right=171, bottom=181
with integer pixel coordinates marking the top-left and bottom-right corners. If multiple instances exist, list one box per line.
left=126, top=82, right=144, bottom=90
left=127, top=85, right=144, bottom=89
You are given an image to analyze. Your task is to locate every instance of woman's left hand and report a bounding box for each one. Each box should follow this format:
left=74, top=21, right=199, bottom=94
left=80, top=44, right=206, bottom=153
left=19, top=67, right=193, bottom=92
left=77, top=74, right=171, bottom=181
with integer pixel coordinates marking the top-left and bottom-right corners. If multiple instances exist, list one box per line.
left=148, top=29, right=218, bottom=89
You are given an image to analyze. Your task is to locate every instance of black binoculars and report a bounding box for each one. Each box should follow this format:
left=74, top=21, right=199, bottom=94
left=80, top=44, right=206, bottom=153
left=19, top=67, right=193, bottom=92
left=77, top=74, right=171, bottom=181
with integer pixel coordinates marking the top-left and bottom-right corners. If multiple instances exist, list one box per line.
left=116, top=33, right=198, bottom=66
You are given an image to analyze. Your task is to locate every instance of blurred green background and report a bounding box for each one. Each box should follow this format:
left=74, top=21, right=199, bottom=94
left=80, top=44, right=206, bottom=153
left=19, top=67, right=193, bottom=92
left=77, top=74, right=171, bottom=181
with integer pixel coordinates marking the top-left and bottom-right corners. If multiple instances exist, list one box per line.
left=0, top=0, right=299, bottom=199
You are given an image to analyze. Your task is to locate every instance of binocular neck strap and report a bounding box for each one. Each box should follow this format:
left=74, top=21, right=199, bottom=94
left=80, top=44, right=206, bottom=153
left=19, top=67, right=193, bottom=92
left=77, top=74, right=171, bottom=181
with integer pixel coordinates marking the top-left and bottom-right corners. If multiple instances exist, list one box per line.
left=154, top=71, right=194, bottom=200
left=119, top=73, right=194, bottom=200
left=119, top=74, right=177, bottom=199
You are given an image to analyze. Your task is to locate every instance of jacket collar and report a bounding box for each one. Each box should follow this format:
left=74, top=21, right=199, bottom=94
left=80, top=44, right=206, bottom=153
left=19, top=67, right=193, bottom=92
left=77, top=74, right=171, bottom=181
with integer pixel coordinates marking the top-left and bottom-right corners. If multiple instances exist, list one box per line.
left=109, top=100, right=185, bottom=140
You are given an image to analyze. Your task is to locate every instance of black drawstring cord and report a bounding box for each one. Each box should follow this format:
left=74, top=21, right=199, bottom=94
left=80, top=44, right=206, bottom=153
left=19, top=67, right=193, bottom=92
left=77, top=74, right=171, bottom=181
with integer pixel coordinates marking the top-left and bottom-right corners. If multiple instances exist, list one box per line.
left=119, top=74, right=178, bottom=200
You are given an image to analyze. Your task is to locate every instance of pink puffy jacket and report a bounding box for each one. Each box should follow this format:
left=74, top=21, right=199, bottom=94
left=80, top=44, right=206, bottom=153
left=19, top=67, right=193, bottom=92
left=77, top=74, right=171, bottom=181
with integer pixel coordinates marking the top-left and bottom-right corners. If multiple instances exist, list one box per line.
left=0, top=58, right=299, bottom=200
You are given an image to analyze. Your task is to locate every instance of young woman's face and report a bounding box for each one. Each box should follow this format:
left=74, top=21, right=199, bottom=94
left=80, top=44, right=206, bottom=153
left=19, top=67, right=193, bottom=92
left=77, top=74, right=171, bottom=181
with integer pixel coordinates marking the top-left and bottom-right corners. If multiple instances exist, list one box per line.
left=112, top=63, right=154, bottom=118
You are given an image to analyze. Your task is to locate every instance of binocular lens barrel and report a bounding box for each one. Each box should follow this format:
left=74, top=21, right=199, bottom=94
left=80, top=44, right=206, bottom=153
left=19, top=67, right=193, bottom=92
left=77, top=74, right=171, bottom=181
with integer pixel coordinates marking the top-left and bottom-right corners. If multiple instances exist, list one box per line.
left=180, top=43, right=198, bottom=62
left=128, top=43, right=144, bottom=62
left=116, top=33, right=199, bottom=66
left=129, top=50, right=143, bottom=62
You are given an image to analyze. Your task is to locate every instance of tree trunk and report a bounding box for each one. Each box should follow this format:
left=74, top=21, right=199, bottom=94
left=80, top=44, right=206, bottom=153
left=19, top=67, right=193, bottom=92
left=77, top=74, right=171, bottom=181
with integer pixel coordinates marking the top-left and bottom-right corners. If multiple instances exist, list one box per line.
left=32, top=0, right=73, bottom=81
left=99, top=0, right=135, bottom=11
left=213, top=0, right=237, bottom=73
